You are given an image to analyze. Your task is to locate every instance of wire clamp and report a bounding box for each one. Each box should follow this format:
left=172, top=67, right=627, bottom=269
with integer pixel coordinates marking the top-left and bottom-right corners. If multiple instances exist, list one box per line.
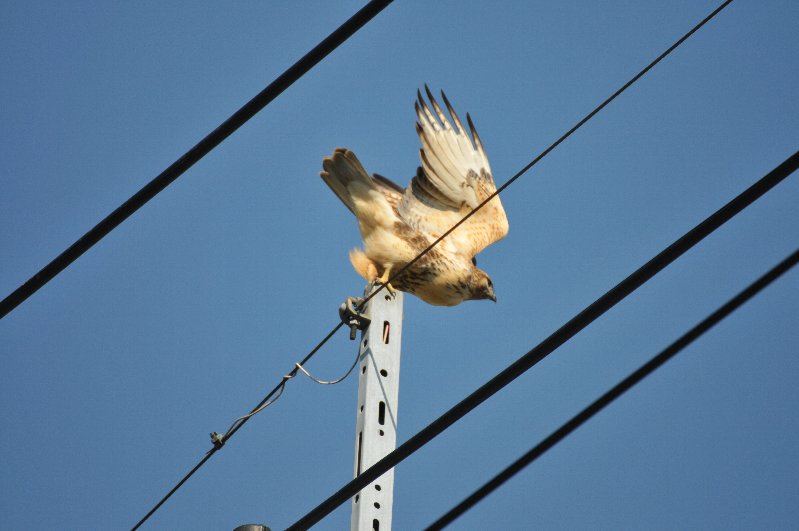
left=339, top=296, right=371, bottom=340
left=209, top=431, right=225, bottom=449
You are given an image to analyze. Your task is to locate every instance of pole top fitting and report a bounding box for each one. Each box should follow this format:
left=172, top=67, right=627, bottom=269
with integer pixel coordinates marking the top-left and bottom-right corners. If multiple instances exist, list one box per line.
left=339, top=296, right=371, bottom=340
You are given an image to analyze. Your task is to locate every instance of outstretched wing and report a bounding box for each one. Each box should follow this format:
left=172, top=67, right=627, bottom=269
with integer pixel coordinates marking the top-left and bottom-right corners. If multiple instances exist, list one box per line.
left=397, top=87, right=508, bottom=258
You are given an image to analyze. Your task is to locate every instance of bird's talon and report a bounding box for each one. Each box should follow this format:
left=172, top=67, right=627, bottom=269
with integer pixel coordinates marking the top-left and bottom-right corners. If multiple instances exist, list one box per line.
left=383, top=282, right=397, bottom=298
left=371, top=279, right=396, bottom=298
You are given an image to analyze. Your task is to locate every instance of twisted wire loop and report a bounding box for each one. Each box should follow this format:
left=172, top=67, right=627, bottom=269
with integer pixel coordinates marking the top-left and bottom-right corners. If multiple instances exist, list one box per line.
left=219, top=375, right=293, bottom=442
left=295, top=347, right=361, bottom=385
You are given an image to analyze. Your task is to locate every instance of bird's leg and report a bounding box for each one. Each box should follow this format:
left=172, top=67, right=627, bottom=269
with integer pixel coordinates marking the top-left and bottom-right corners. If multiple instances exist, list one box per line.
left=365, top=262, right=379, bottom=283
left=376, top=265, right=397, bottom=297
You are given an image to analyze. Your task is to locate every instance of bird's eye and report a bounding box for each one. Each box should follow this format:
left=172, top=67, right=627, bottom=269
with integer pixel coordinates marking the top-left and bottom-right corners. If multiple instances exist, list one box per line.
left=471, top=257, right=477, bottom=266
left=487, top=278, right=493, bottom=288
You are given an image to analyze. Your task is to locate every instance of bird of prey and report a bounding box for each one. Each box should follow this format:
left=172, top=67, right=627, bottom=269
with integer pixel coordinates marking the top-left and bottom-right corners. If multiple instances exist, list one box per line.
left=320, top=87, right=509, bottom=306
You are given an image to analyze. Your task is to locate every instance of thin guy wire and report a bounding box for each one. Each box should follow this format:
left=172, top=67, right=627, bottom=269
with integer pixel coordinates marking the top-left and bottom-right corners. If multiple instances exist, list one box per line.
left=427, top=248, right=799, bottom=529
left=357, top=0, right=735, bottom=310
left=287, top=151, right=799, bottom=530
left=0, top=0, right=394, bottom=320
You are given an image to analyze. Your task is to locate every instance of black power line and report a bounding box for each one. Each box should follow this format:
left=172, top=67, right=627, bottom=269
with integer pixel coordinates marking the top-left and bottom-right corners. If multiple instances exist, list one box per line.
left=287, top=150, right=799, bottom=530
left=427, top=248, right=799, bottom=529
left=0, top=0, right=394, bottom=320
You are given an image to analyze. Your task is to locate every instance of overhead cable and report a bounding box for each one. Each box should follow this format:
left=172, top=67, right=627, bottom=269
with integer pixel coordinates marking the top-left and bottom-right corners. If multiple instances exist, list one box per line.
left=287, top=150, right=799, bottom=530
left=0, top=0, right=394, bottom=320
left=427, top=248, right=799, bottom=529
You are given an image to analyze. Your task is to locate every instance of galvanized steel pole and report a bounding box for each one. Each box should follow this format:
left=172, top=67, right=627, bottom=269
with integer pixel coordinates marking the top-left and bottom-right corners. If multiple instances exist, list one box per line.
left=351, top=285, right=404, bottom=530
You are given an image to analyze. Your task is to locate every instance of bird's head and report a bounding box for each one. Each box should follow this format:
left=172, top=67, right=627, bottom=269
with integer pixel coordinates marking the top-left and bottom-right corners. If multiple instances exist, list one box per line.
left=469, top=267, right=497, bottom=303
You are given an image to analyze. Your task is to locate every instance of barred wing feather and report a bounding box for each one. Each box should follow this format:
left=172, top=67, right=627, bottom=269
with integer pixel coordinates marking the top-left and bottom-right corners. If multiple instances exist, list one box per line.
left=397, top=87, right=509, bottom=258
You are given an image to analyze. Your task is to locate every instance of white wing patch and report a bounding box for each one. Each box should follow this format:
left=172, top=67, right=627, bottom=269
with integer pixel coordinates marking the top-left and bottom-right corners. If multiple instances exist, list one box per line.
left=398, top=87, right=508, bottom=258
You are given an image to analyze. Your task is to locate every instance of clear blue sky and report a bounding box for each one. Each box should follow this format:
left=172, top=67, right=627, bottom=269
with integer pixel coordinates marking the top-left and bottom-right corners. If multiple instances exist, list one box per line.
left=2, top=1, right=797, bottom=529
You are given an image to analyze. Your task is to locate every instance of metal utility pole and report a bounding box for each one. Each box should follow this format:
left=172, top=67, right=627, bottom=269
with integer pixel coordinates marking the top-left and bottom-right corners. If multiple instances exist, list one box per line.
left=349, top=285, right=403, bottom=531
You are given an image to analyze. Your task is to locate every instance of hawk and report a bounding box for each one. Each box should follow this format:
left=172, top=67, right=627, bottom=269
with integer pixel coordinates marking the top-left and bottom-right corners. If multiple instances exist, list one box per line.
left=321, top=87, right=509, bottom=306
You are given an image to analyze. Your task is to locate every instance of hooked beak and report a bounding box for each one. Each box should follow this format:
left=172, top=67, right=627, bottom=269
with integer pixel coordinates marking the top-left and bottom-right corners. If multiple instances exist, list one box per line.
left=488, top=291, right=497, bottom=303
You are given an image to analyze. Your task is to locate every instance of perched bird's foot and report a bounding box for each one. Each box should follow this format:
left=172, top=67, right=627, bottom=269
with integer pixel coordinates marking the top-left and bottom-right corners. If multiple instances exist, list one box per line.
left=381, top=281, right=397, bottom=298
left=374, top=269, right=397, bottom=298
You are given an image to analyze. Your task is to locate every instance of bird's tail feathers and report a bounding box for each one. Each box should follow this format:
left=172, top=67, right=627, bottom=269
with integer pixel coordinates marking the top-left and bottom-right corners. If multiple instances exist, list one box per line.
left=320, top=148, right=373, bottom=215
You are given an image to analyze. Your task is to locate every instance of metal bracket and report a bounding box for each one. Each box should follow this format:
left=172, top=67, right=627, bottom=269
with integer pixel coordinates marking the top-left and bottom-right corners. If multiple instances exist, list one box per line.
left=339, top=296, right=371, bottom=340
left=209, top=431, right=225, bottom=449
